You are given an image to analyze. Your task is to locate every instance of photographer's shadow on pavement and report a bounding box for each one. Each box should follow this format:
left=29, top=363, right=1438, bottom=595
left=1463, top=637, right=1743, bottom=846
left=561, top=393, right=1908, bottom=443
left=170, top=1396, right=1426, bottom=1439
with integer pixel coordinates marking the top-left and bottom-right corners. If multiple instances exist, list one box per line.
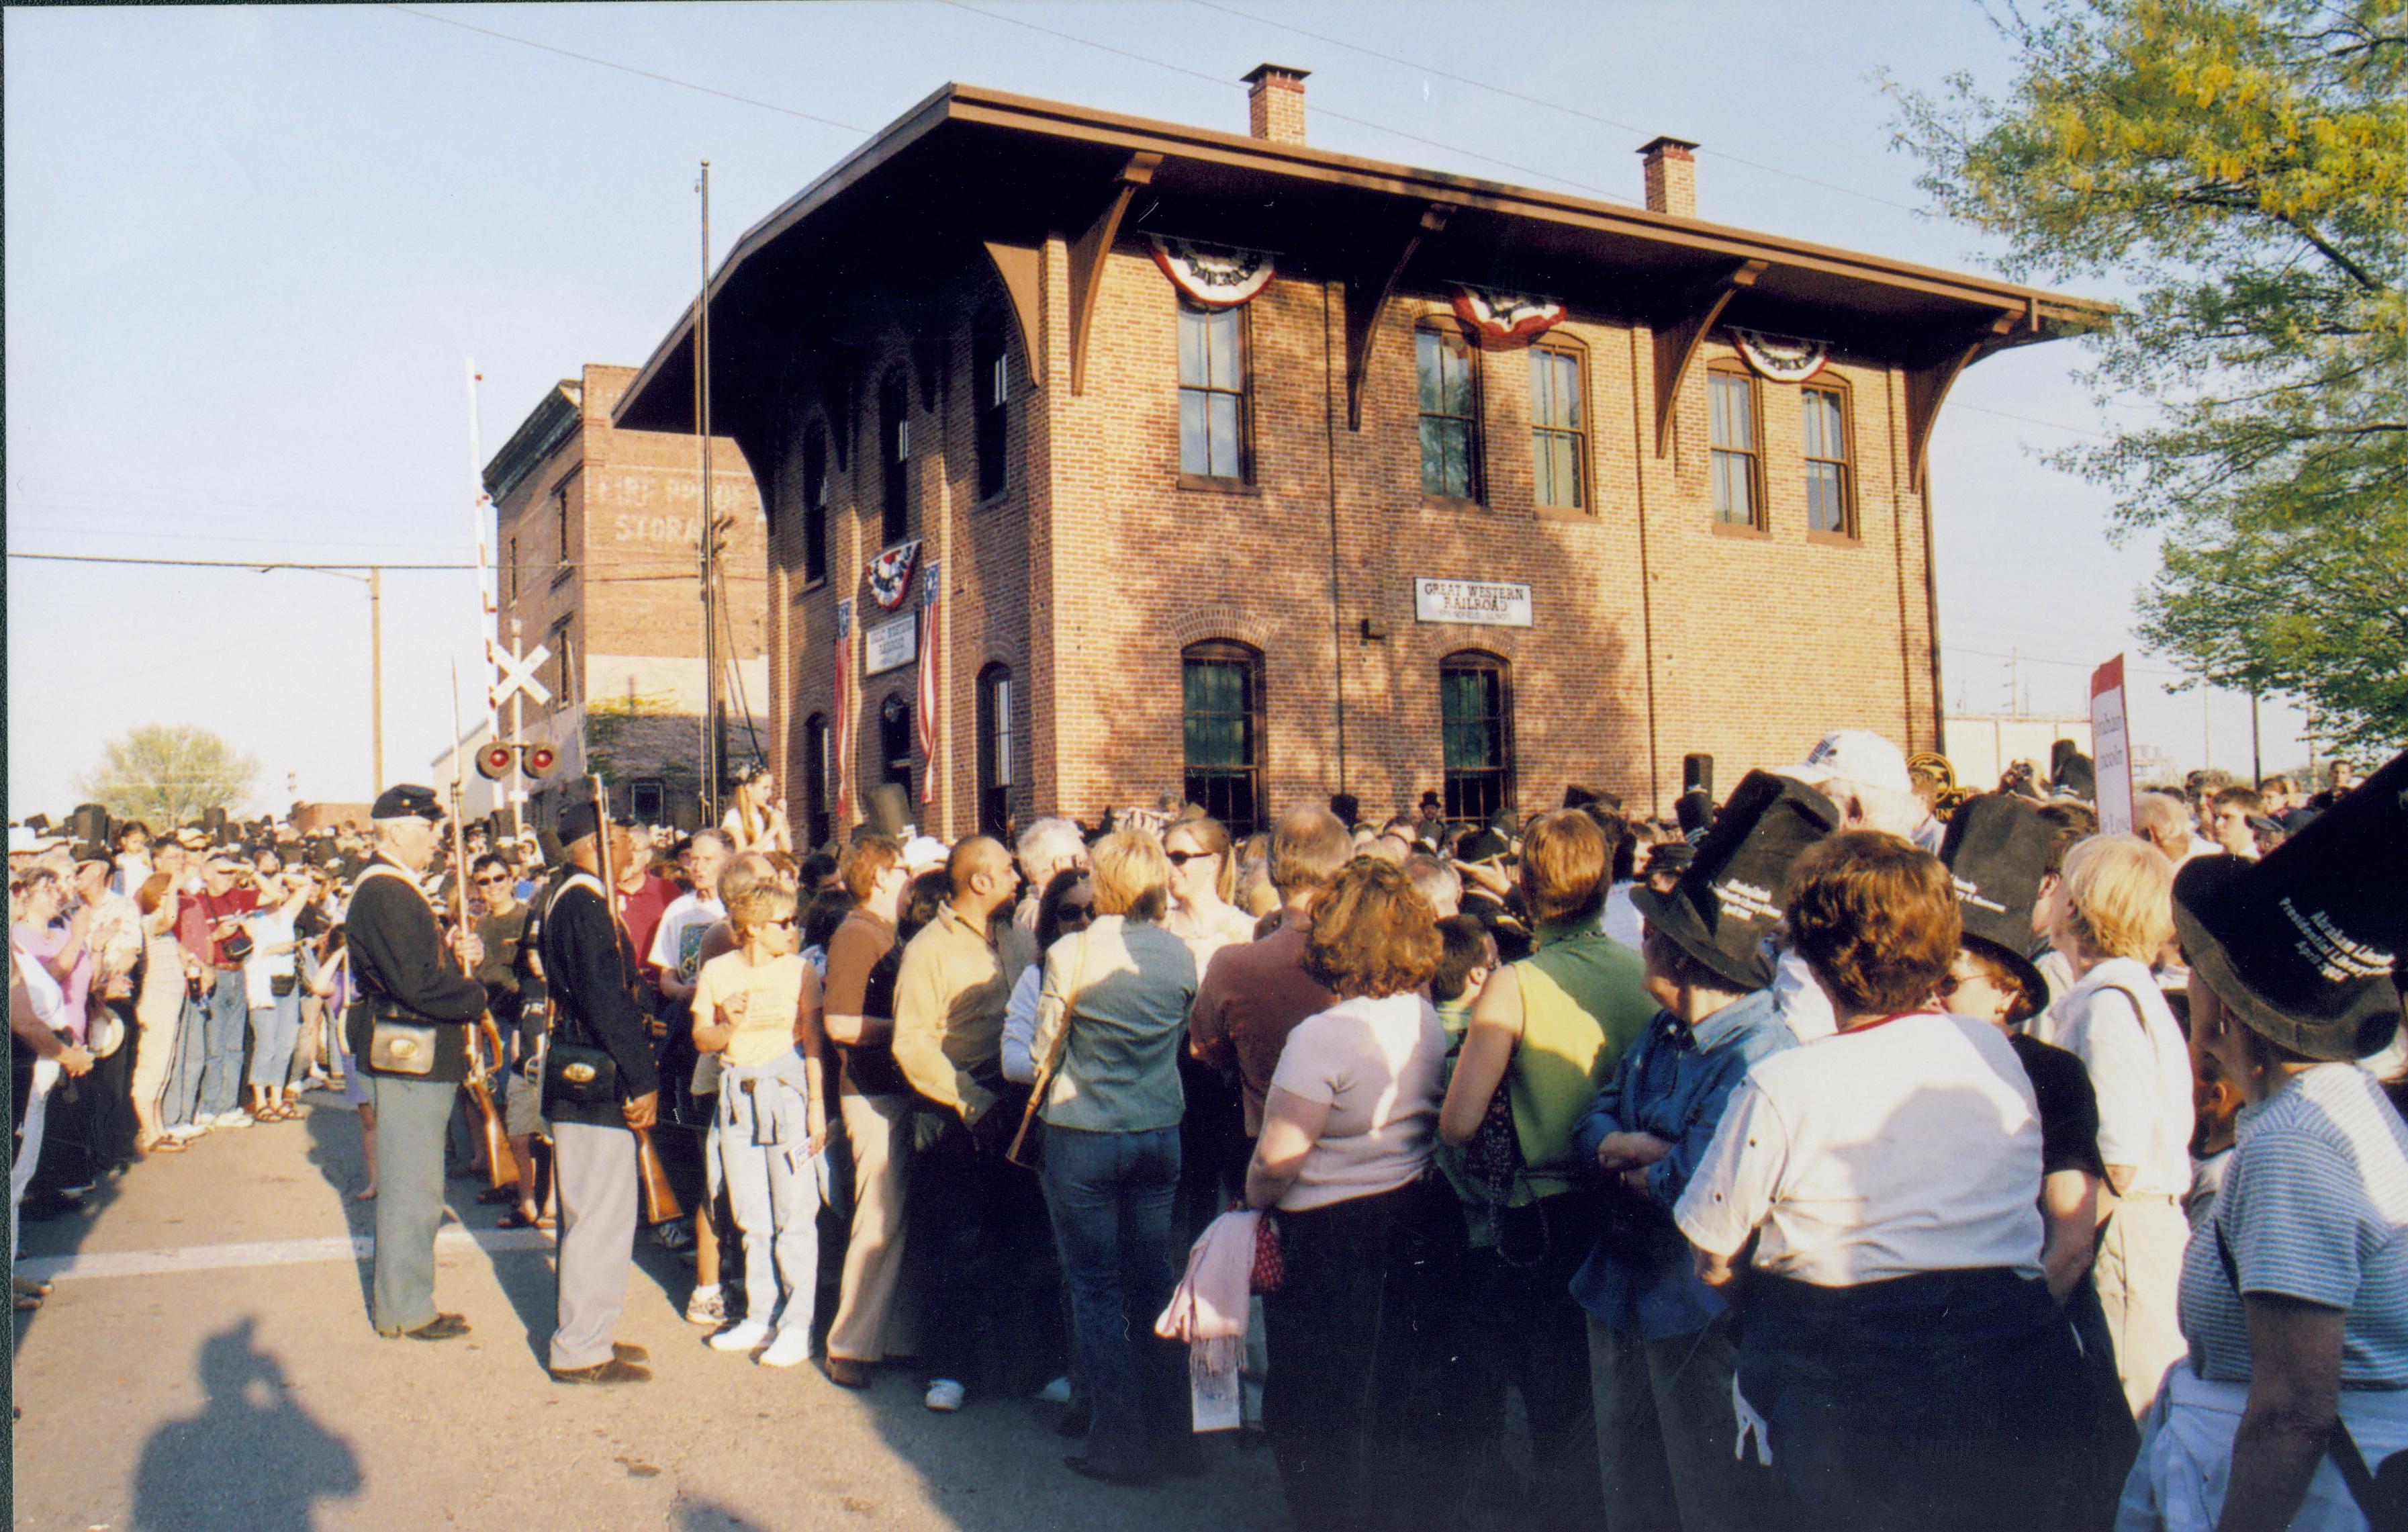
left=133, top=1315, right=362, bottom=1531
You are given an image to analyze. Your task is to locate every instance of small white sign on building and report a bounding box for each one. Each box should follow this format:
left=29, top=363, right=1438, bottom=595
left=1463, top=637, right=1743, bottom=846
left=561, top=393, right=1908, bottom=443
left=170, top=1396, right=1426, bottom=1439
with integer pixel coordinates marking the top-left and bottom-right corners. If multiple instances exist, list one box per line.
left=1414, top=578, right=1533, bottom=627
left=865, top=613, right=919, bottom=677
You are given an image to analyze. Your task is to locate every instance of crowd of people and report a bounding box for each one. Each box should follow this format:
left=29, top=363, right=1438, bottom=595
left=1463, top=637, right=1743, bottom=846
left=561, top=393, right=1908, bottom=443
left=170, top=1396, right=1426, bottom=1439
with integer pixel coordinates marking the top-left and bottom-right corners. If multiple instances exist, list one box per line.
left=10, top=736, right=2405, bottom=1532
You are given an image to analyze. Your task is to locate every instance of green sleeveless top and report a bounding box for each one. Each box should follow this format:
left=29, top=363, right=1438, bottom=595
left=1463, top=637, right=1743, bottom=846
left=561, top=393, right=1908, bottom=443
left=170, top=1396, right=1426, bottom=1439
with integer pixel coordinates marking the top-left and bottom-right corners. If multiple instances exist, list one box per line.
left=1506, top=919, right=1655, bottom=1203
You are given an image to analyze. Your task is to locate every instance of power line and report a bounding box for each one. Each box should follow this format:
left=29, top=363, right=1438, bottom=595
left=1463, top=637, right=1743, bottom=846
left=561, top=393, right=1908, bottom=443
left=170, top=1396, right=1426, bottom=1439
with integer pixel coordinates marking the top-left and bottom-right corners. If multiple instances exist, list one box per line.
left=7, top=551, right=766, bottom=579
left=385, top=5, right=871, bottom=135
left=1943, top=642, right=2190, bottom=680
left=931, top=0, right=1638, bottom=205
left=1950, top=402, right=2117, bottom=440
left=1185, top=0, right=1926, bottom=216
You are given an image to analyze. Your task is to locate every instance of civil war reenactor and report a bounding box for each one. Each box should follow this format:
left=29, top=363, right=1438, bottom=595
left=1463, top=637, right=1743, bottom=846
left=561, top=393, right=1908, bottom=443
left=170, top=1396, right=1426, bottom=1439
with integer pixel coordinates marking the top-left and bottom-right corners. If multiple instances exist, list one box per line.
left=344, top=784, right=487, bottom=1341
left=538, top=801, right=660, bottom=1384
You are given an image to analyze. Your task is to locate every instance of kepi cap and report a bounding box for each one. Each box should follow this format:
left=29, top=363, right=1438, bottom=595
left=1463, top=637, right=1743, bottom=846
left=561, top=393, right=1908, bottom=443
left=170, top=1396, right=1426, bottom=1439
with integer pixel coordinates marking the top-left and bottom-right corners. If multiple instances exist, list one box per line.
left=371, top=784, right=444, bottom=823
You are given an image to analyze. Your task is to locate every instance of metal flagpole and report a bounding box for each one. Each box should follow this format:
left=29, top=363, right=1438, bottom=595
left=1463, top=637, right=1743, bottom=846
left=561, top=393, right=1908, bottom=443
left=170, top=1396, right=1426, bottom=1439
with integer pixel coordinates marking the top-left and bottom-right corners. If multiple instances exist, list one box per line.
left=696, top=160, right=723, bottom=831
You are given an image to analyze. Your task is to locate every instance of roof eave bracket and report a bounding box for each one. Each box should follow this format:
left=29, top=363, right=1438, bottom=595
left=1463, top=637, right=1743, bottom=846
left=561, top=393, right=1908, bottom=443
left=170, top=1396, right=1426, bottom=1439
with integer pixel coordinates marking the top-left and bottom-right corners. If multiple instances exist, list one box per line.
left=1068, top=150, right=1163, bottom=397
left=1651, top=259, right=1767, bottom=458
left=1904, top=306, right=2022, bottom=492
left=1344, top=203, right=1452, bottom=431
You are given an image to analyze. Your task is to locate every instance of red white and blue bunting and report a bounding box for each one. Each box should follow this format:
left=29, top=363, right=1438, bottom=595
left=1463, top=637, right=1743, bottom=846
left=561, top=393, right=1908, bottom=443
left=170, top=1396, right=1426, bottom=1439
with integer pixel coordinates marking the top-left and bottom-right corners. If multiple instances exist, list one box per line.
left=1731, top=328, right=1830, bottom=384
left=1450, top=286, right=1567, bottom=344
left=867, top=539, right=922, bottom=611
left=1150, top=237, right=1275, bottom=308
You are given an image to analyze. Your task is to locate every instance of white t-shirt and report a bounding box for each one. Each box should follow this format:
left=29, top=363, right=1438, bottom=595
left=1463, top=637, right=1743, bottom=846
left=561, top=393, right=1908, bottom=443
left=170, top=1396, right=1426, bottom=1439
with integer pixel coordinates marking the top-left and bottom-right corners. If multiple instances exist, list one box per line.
left=648, top=893, right=725, bottom=990
left=1265, top=992, right=1446, bottom=1213
left=2033, top=956, right=2194, bottom=1197
left=242, top=908, right=298, bottom=1008
left=1001, top=962, right=1041, bottom=1085
left=1600, top=881, right=1644, bottom=952
left=1673, top=1011, right=2046, bottom=1286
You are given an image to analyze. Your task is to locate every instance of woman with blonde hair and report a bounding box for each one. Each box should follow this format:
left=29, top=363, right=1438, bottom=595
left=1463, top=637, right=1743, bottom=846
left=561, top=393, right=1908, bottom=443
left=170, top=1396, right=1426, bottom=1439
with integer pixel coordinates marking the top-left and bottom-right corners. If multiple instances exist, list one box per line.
left=721, top=766, right=793, bottom=856
left=1028, top=827, right=1200, bottom=1484
left=2037, top=833, right=2193, bottom=1418
left=1162, top=816, right=1254, bottom=973
left=129, top=873, right=188, bottom=1153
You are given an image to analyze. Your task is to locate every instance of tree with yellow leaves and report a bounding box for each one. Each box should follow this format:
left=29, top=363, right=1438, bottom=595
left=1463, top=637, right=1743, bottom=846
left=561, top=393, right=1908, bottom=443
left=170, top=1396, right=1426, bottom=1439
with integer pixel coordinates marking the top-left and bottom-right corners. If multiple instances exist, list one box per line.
left=1894, top=0, right=2405, bottom=755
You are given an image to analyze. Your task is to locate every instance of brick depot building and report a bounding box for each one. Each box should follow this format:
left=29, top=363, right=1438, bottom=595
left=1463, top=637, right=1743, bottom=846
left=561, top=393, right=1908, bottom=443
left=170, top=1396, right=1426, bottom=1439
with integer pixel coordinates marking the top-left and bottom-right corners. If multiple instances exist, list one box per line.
left=478, top=363, right=769, bottom=830
left=612, top=70, right=2106, bottom=843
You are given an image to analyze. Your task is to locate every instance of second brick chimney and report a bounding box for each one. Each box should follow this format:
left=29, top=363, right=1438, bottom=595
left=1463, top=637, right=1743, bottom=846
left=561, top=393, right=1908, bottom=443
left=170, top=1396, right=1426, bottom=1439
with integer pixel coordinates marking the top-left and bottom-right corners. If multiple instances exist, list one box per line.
left=1244, top=63, right=1309, bottom=144
left=1638, top=136, right=1699, bottom=218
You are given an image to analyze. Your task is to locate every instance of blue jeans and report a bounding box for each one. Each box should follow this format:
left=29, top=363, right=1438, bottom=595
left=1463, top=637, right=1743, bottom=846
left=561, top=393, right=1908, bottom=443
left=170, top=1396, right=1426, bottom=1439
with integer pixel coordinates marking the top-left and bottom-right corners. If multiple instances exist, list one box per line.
left=195, top=973, right=250, bottom=1118
left=248, top=989, right=302, bottom=1089
left=159, top=991, right=210, bottom=1130
left=1039, top=1123, right=1186, bottom=1476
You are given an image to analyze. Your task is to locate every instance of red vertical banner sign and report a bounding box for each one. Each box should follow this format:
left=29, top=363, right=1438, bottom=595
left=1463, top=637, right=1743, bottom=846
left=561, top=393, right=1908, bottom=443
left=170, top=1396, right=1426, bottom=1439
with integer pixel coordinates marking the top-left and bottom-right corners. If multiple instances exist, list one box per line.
left=2090, top=654, right=2135, bottom=835
left=832, top=599, right=855, bottom=827
left=916, top=559, right=942, bottom=764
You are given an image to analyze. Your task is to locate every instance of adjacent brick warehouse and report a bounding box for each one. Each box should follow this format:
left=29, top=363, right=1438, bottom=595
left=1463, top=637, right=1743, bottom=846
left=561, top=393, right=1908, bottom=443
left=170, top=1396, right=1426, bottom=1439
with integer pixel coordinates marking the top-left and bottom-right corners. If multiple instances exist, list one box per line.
left=614, top=77, right=2106, bottom=842
left=483, top=363, right=768, bottom=829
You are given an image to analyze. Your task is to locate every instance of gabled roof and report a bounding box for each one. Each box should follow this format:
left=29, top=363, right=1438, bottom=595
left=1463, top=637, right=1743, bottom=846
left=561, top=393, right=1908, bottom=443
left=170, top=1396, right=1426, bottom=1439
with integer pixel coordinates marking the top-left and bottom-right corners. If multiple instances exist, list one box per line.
left=615, top=81, right=2110, bottom=438
left=483, top=379, right=584, bottom=506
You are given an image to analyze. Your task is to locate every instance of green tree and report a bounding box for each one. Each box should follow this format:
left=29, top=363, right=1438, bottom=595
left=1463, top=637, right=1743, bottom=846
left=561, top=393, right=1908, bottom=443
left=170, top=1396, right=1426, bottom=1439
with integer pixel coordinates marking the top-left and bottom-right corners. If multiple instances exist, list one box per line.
left=1892, top=0, right=2407, bottom=754
left=77, top=724, right=259, bottom=827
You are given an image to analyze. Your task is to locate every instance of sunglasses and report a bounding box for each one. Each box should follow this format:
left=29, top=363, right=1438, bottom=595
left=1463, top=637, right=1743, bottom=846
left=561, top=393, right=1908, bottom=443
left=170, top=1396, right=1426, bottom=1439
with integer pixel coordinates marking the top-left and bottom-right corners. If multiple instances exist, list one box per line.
left=1058, top=902, right=1097, bottom=921
left=1164, top=849, right=1216, bottom=866
left=474, top=874, right=510, bottom=886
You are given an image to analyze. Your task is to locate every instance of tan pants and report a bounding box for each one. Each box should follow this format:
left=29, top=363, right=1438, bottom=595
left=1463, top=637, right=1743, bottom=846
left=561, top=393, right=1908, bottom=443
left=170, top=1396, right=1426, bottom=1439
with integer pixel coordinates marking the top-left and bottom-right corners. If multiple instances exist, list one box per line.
left=2096, top=1194, right=2190, bottom=1417
left=827, top=1090, right=917, bottom=1363
left=129, top=1001, right=182, bottom=1128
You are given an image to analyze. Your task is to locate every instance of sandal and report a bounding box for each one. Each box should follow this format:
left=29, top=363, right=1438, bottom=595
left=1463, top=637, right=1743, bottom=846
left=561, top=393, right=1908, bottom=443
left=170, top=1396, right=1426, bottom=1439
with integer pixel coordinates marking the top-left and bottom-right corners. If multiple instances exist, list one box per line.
left=146, top=1137, right=189, bottom=1153
left=14, top=1276, right=53, bottom=1298
left=496, top=1207, right=547, bottom=1230
left=15, top=1294, right=39, bottom=1312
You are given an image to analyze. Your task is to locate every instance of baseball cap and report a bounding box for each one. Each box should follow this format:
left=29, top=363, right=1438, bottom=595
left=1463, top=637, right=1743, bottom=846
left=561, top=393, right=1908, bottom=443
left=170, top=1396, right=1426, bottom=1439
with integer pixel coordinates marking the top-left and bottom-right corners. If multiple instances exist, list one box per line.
left=1782, top=729, right=1914, bottom=796
left=901, top=835, right=949, bottom=875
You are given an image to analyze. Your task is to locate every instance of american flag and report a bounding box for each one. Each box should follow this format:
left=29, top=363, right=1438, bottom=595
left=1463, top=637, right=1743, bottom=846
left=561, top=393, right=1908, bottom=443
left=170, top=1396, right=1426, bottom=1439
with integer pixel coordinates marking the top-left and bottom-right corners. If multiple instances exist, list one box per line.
left=832, top=600, right=854, bottom=827
left=916, top=560, right=941, bottom=764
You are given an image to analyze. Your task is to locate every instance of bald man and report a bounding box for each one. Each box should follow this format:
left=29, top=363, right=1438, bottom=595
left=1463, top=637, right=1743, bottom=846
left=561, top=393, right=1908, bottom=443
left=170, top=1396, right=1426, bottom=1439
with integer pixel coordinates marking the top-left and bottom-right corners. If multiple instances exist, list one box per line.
left=890, top=834, right=1037, bottom=1412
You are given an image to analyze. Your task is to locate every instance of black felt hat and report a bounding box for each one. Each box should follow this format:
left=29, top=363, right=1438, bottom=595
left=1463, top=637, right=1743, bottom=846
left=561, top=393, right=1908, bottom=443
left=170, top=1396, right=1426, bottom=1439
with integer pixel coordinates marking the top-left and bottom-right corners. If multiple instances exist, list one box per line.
left=1455, top=827, right=1511, bottom=865
left=2173, top=748, right=2407, bottom=1062
left=1938, top=793, right=2052, bottom=1005
left=555, top=801, right=604, bottom=848
left=1632, top=770, right=1839, bottom=992
left=370, top=784, right=443, bottom=823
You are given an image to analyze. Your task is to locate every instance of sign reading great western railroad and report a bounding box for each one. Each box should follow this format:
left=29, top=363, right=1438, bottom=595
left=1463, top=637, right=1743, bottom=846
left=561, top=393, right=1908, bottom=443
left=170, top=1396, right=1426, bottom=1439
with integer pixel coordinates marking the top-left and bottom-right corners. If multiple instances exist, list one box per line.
left=864, top=612, right=919, bottom=677
left=1414, top=578, right=1534, bottom=628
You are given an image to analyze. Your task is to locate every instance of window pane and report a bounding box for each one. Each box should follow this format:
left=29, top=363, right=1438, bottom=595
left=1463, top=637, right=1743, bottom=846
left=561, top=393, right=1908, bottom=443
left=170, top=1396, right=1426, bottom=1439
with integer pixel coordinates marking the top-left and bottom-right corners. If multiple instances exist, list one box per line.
left=1710, top=373, right=1755, bottom=451
left=1207, top=309, right=1241, bottom=390
left=1536, top=432, right=1581, bottom=509
left=1178, top=308, right=1207, bottom=388
left=1442, top=342, right=1473, bottom=415
left=1417, top=331, right=1444, bottom=413
left=1802, top=389, right=1838, bottom=459
left=1532, top=350, right=1579, bottom=431
left=1208, top=394, right=1241, bottom=479
left=1180, top=391, right=1209, bottom=476
left=1712, top=451, right=1756, bottom=524
left=1807, top=463, right=1846, bottom=533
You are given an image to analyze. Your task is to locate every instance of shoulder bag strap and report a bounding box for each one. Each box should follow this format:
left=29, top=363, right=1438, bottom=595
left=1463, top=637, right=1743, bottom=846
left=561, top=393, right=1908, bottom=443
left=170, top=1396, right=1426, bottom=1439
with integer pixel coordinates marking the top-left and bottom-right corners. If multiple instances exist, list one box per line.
left=1008, top=930, right=1091, bottom=1163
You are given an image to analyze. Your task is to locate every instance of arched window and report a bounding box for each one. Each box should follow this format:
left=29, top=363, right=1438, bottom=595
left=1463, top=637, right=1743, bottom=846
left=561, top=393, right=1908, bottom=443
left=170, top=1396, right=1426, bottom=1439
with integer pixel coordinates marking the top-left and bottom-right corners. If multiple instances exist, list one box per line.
left=976, top=665, right=1014, bottom=838
left=1182, top=641, right=1264, bottom=836
left=879, top=692, right=914, bottom=803
left=878, top=371, right=910, bottom=546
left=1416, top=320, right=1481, bottom=504
left=1178, top=300, right=1250, bottom=485
left=1440, top=651, right=1513, bottom=825
left=802, top=713, right=831, bottom=849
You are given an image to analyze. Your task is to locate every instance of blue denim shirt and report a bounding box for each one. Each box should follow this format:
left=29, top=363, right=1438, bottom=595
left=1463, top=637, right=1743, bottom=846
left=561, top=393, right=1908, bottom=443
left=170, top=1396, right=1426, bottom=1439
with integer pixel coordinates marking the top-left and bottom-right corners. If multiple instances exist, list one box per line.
left=1568, top=987, right=1794, bottom=1339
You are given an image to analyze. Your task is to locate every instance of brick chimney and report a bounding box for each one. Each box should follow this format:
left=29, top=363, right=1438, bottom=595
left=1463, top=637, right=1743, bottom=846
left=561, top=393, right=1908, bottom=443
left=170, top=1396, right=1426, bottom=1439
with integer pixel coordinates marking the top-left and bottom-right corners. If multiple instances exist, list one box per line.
left=1244, top=63, right=1309, bottom=144
left=1638, top=136, right=1699, bottom=218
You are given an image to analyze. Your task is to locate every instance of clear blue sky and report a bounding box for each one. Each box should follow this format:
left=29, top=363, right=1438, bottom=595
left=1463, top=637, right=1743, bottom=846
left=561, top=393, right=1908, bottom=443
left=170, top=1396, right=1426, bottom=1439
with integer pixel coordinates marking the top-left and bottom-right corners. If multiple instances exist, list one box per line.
left=3, top=1, right=2311, bottom=818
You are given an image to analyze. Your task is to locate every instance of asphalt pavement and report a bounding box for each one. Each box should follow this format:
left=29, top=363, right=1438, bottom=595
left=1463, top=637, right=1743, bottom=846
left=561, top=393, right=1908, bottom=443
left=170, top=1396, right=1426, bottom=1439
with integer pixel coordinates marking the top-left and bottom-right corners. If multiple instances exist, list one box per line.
left=9, top=1087, right=1289, bottom=1531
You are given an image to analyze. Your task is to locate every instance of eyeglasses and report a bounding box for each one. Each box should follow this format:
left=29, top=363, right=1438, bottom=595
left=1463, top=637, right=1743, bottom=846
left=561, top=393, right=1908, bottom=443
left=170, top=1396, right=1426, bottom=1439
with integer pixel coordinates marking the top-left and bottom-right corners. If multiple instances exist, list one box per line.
left=474, top=873, right=510, bottom=886
left=1058, top=903, right=1096, bottom=922
left=1164, top=850, right=1215, bottom=866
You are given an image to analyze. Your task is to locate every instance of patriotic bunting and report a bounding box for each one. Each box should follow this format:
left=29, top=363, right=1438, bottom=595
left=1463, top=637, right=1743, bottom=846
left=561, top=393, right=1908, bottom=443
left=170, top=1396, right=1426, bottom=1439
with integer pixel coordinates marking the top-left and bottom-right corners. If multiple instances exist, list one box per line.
left=1150, top=236, right=1275, bottom=308
left=1732, top=328, right=1831, bottom=384
left=1450, top=286, right=1567, bottom=344
left=867, top=539, right=922, bottom=611
left=916, top=559, right=941, bottom=764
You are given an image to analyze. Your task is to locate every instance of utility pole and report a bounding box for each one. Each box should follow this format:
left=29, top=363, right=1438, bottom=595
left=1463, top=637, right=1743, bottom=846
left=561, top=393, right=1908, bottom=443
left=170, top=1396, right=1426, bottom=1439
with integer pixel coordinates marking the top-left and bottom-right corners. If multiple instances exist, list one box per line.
left=696, top=159, right=723, bottom=830
left=369, top=566, right=385, bottom=793
left=510, top=615, right=527, bottom=836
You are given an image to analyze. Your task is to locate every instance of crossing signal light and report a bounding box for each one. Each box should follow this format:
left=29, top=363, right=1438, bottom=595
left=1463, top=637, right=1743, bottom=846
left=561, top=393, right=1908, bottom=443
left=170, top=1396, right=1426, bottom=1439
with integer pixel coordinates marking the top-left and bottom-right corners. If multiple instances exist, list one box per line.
left=476, top=743, right=516, bottom=780
left=521, top=744, right=557, bottom=780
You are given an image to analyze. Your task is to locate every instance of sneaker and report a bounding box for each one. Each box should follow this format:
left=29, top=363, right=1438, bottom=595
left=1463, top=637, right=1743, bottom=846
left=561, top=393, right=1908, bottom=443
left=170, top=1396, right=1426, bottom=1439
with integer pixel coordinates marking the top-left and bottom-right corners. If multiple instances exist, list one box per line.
left=189, top=1113, right=220, bottom=1131
left=684, top=1286, right=726, bottom=1326
left=924, top=1378, right=966, bottom=1412
left=1034, top=1375, right=1074, bottom=1404
left=214, top=1110, right=255, bottom=1130
left=710, top=1320, right=771, bottom=1353
left=759, top=1328, right=813, bottom=1369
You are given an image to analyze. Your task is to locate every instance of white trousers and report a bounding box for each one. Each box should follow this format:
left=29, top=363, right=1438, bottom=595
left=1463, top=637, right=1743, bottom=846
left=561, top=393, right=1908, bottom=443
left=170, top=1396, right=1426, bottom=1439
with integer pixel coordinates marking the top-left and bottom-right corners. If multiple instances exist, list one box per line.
left=11, top=1058, right=61, bottom=1259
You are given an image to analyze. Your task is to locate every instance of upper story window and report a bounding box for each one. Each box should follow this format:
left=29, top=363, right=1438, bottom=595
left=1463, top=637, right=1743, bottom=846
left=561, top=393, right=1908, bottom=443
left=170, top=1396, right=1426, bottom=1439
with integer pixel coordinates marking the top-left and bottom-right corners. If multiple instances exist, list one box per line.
left=1802, top=381, right=1856, bottom=537
left=878, top=373, right=909, bottom=547
left=507, top=535, right=519, bottom=604
left=1178, top=303, right=1249, bottom=484
left=1529, top=341, right=1586, bottom=511
left=553, top=479, right=575, bottom=582
left=549, top=618, right=575, bottom=715
left=1707, top=364, right=1764, bottom=529
left=973, top=317, right=1009, bottom=501
left=1417, top=324, right=1481, bottom=503
left=802, top=713, right=830, bottom=850
left=976, top=665, right=1013, bottom=839
left=801, top=421, right=829, bottom=584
